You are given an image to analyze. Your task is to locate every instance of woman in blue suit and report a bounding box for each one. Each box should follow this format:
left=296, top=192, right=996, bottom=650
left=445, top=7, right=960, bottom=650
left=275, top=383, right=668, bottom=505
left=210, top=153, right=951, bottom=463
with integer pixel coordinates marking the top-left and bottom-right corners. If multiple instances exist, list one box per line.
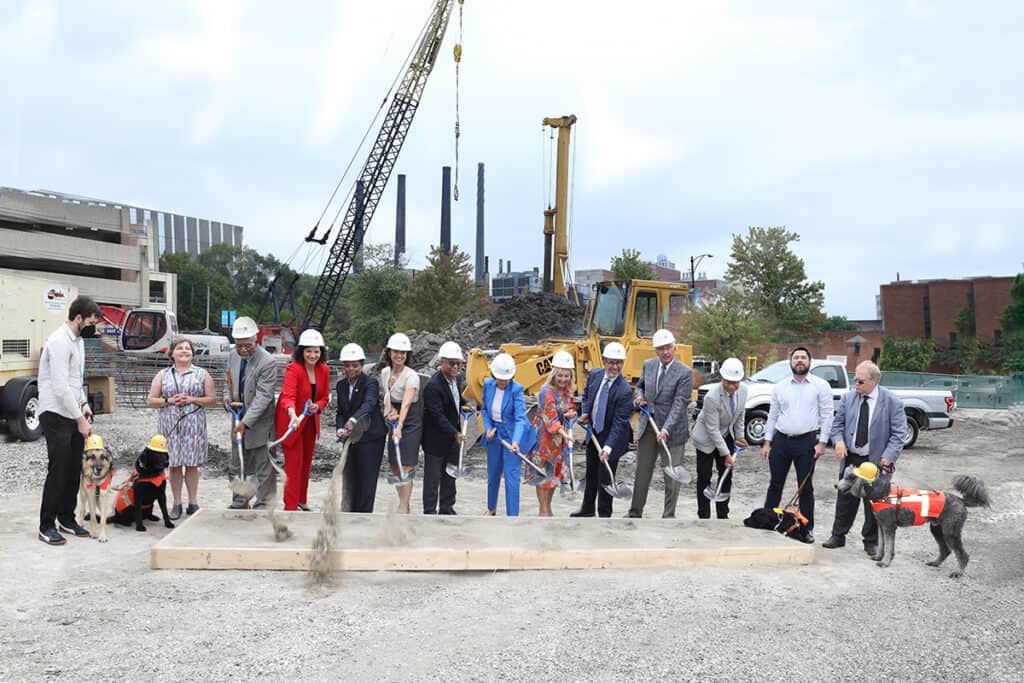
left=481, top=353, right=534, bottom=516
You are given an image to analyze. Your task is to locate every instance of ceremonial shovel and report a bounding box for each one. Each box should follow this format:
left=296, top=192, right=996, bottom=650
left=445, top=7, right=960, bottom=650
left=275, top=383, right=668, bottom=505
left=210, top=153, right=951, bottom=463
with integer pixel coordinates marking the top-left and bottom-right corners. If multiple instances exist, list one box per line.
left=638, top=404, right=692, bottom=485
left=703, top=447, right=744, bottom=503
left=586, top=427, right=631, bottom=499
left=445, top=410, right=475, bottom=479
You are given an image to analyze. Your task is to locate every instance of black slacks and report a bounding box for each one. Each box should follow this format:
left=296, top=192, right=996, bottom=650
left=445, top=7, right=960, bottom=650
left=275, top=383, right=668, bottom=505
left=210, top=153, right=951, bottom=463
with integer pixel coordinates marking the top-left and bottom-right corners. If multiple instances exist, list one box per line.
left=696, top=434, right=734, bottom=519
left=343, top=437, right=384, bottom=513
left=422, top=443, right=458, bottom=514
left=763, top=433, right=818, bottom=529
left=39, top=412, right=84, bottom=532
left=830, top=452, right=879, bottom=545
left=581, top=435, right=620, bottom=518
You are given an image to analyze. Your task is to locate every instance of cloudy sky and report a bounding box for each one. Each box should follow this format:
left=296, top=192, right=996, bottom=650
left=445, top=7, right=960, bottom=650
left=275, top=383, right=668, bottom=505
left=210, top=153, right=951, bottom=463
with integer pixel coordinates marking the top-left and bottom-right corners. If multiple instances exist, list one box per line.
left=3, top=1, right=1022, bottom=319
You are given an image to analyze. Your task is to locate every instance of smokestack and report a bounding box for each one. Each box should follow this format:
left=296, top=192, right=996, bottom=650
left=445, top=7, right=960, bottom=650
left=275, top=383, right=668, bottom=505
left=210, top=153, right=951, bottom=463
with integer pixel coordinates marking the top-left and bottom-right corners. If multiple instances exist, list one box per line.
left=440, top=166, right=452, bottom=253
left=508, top=260, right=511, bottom=273
left=484, top=256, right=490, bottom=294
left=499, top=258, right=503, bottom=275
left=475, top=163, right=485, bottom=284
left=395, top=174, right=406, bottom=266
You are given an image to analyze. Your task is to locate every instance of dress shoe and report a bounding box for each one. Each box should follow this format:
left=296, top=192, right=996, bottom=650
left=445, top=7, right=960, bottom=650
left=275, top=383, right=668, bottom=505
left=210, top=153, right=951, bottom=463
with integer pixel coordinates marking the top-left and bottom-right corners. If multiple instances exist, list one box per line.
left=624, top=512, right=641, bottom=518
left=169, top=504, right=183, bottom=520
left=228, top=501, right=247, bottom=510
left=57, top=521, right=91, bottom=538
left=297, top=504, right=312, bottom=512
left=799, top=530, right=815, bottom=544
left=439, top=509, right=457, bottom=515
left=38, top=528, right=67, bottom=545
left=569, top=509, right=595, bottom=518
left=864, top=544, right=878, bottom=556
left=821, top=535, right=846, bottom=549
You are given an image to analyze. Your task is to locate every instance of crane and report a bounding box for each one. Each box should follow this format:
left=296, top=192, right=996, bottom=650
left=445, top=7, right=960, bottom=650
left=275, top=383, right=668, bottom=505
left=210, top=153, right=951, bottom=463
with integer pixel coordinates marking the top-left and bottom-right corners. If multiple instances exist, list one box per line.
left=542, top=114, right=577, bottom=304
left=303, top=0, right=463, bottom=332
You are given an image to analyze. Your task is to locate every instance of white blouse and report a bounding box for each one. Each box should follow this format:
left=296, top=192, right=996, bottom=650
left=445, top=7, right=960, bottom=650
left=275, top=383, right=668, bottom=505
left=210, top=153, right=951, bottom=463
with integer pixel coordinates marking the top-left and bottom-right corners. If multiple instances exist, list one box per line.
left=382, top=366, right=419, bottom=405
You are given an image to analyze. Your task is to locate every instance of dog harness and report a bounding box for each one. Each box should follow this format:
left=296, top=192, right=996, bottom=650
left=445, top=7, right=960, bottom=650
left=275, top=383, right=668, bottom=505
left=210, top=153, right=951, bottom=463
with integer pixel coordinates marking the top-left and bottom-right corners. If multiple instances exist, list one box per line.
left=115, top=470, right=168, bottom=514
left=85, top=471, right=114, bottom=492
left=870, top=485, right=946, bottom=525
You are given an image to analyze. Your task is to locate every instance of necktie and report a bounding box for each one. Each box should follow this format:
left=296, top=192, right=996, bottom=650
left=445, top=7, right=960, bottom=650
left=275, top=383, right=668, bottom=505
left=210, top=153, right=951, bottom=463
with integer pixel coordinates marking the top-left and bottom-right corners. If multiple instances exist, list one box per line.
left=238, top=358, right=248, bottom=401
left=593, top=378, right=610, bottom=434
left=855, top=395, right=870, bottom=449
left=728, top=392, right=736, bottom=416
left=656, top=364, right=666, bottom=393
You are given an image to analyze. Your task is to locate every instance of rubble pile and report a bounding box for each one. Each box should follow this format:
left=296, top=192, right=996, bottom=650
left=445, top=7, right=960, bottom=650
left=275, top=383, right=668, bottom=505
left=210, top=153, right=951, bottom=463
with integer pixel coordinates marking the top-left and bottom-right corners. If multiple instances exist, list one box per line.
left=405, top=293, right=585, bottom=371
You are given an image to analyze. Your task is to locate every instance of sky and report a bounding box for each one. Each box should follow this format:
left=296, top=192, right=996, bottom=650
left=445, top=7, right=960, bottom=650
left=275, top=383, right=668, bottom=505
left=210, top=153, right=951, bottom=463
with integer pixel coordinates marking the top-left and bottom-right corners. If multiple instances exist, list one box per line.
left=3, top=0, right=1023, bottom=320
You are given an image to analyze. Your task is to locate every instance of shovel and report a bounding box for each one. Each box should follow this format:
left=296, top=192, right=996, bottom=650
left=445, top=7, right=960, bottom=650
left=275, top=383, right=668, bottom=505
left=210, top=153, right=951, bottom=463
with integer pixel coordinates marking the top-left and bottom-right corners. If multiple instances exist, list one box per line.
left=268, top=400, right=313, bottom=449
left=559, top=417, right=583, bottom=496
left=638, top=404, right=692, bottom=485
left=703, top=447, right=744, bottom=503
left=385, top=419, right=414, bottom=486
left=445, top=410, right=476, bottom=479
left=501, top=440, right=555, bottom=487
left=226, top=402, right=257, bottom=504
left=586, top=427, right=631, bottom=499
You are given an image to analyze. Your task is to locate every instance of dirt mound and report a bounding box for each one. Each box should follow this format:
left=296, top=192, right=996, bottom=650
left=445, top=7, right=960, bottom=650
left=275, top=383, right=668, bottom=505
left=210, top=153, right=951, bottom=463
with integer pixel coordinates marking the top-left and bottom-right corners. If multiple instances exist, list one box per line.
left=406, top=293, right=584, bottom=370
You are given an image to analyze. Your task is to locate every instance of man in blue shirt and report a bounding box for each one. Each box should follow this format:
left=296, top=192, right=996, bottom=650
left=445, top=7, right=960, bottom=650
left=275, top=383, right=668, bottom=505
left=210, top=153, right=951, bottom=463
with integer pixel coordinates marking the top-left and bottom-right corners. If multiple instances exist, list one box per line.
left=760, top=347, right=834, bottom=543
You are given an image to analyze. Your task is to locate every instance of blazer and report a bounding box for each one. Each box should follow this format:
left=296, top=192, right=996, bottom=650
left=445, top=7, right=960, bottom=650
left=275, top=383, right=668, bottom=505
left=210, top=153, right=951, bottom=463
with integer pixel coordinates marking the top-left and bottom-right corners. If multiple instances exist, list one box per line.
left=223, top=345, right=278, bottom=448
left=274, top=361, right=331, bottom=446
left=580, top=368, right=632, bottom=460
left=690, top=381, right=748, bottom=456
left=421, top=370, right=472, bottom=454
left=634, top=357, right=692, bottom=445
left=335, top=371, right=387, bottom=442
left=480, top=378, right=537, bottom=452
left=830, top=385, right=907, bottom=465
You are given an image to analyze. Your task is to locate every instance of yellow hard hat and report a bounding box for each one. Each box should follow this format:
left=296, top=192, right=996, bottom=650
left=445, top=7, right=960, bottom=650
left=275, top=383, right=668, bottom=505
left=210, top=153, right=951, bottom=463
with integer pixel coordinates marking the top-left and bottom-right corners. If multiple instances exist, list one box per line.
left=85, top=434, right=105, bottom=451
left=148, top=434, right=169, bottom=453
left=853, top=462, right=878, bottom=482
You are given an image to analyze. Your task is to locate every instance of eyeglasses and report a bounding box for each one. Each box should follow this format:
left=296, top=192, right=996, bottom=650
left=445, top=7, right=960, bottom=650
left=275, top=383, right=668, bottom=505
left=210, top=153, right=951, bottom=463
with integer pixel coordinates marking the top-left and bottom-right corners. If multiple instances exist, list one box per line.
left=445, top=360, right=462, bottom=367
left=855, top=379, right=873, bottom=385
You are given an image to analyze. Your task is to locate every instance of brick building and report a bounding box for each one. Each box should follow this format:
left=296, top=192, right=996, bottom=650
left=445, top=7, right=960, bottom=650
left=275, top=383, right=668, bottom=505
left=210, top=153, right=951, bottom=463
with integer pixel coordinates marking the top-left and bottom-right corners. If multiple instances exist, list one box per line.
left=880, top=276, right=1015, bottom=345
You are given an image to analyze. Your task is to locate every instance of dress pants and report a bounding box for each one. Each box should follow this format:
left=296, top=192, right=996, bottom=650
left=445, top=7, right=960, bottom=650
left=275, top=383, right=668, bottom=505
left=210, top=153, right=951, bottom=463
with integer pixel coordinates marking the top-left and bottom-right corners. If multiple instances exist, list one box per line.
left=581, top=434, right=620, bottom=518
left=282, top=421, right=316, bottom=510
left=763, top=433, right=818, bottom=529
left=422, top=443, right=458, bottom=514
left=696, top=434, right=734, bottom=519
left=628, top=429, right=684, bottom=518
left=486, top=437, right=520, bottom=516
left=830, top=452, right=878, bottom=545
left=39, top=412, right=84, bottom=532
left=343, top=437, right=385, bottom=513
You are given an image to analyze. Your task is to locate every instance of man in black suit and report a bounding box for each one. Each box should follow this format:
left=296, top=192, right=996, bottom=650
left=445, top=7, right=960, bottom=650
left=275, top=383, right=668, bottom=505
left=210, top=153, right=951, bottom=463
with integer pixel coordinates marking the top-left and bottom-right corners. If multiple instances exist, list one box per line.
left=572, top=342, right=634, bottom=518
left=421, top=341, right=474, bottom=515
left=336, top=343, right=387, bottom=513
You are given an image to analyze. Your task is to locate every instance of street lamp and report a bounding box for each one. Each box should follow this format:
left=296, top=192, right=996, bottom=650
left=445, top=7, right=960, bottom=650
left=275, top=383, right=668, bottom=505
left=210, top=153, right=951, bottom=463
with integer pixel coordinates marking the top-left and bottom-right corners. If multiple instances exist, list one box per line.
left=689, top=253, right=712, bottom=304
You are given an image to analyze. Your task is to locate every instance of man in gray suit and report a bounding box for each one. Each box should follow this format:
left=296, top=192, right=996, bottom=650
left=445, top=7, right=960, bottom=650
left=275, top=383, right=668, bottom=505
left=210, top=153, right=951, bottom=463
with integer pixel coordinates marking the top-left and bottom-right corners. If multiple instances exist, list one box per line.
left=691, top=357, right=748, bottom=519
left=223, top=317, right=279, bottom=509
left=823, top=360, right=906, bottom=555
left=628, top=329, right=692, bottom=518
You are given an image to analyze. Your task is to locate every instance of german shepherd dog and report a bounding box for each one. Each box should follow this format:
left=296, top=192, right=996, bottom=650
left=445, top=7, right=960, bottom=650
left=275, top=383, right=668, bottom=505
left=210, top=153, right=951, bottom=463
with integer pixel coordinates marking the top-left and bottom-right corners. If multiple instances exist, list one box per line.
left=77, top=442, right=115, bottom=542
left=837, top=466, right=990, bottom=578
left=110, top=446, right=175, bottom=532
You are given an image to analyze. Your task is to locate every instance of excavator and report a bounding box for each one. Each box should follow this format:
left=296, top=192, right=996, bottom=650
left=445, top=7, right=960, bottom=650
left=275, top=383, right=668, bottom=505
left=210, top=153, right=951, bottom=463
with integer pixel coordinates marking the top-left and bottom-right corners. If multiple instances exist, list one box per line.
left=464, top=115, right=693, bottom=404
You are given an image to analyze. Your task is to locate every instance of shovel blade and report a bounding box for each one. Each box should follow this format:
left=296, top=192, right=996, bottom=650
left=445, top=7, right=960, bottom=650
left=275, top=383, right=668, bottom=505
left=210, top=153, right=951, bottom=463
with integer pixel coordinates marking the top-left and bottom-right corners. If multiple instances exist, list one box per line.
left=387, top=472, right=414, bottom=486
left=603, top=483, right=631, bottom=499
left=445, top=464, right=473, bottom=479
left=665, top=465, right=693, bottom=485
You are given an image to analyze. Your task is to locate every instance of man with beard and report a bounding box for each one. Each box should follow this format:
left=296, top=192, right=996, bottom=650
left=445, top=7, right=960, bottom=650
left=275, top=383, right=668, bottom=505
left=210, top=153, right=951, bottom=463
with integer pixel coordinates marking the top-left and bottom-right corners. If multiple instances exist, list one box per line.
left=760, top=347, right=834, bottom=543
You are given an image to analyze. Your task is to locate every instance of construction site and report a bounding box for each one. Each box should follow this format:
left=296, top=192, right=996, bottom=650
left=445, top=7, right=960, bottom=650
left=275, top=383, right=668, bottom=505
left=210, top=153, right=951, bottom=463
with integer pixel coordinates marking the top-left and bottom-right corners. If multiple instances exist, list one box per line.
left=3, top=1, right=1024, bottom=681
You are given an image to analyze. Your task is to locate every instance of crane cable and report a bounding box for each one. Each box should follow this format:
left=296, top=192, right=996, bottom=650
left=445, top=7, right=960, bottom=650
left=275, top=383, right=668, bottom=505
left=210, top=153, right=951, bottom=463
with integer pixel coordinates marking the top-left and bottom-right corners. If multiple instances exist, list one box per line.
left=453, top=0, right=464, bottom=201
left=566, top=119, right=578, bottom=298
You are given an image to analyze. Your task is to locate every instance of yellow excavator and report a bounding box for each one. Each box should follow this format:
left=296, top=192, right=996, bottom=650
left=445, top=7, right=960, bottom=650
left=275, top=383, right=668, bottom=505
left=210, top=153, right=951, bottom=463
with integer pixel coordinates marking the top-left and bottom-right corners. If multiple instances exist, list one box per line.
left=465, top=114, right=693, bottom=404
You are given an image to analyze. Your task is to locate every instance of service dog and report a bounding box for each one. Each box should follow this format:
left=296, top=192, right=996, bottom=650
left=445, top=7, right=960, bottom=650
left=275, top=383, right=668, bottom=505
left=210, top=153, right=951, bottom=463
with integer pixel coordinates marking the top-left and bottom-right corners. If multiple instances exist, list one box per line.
left=77, top=434, right=115, bottom=542
left=110, top=435, right=175, bottom=533
left=838, top=463, right=990, bottom=578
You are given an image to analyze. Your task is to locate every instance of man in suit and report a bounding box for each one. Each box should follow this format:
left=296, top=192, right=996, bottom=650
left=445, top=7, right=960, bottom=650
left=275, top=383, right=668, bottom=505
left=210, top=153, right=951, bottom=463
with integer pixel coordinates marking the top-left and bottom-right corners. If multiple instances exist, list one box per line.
left=628, top=329, right=693, bottom=518
left=223, top=317, right=279, bottom=509
left=421, top=341, right=474, bottom=515
left=823, top=360, right=906, bottom=555
left=691, top=357, right=748, bottom=519
left=336, top=343, right=387, bottom=513
left=572, top=342, right=634, bottom=518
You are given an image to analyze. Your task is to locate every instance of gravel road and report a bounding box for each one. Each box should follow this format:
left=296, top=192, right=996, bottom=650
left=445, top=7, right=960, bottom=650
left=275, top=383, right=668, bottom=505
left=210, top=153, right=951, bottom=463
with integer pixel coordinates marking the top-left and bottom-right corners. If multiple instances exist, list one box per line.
left=1, top=408, right=1021, bottom=681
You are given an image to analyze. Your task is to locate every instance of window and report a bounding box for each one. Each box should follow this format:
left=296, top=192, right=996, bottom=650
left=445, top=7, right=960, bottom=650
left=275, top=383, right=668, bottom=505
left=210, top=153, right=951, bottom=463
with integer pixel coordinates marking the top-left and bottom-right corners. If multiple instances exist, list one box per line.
left=590, top=283, right=627, bottom=336
left=923, top=295, right=931, bottom=338
left=811, top=364, right=843, bottom=389
left=122, top=311, right=167, bottom=351
left=666, top=294, right=686, bottom=332
left=149, top=280, right=166, bottom=304
left=635, top=291, right=658, bottom=337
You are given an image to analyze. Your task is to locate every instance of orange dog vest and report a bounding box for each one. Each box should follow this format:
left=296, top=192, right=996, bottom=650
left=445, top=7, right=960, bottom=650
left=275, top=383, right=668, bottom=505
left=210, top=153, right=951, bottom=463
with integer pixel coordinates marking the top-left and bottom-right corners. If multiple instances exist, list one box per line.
left=115, top=471, right=168, bottom=514
left=870, top=485, right=946, bottom=525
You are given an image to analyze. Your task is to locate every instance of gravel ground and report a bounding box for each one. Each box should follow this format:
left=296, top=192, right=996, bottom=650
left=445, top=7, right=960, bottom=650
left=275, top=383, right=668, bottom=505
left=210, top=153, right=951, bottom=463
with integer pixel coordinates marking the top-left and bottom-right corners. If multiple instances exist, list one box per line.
left=1, top=408, right=1022, bottom=681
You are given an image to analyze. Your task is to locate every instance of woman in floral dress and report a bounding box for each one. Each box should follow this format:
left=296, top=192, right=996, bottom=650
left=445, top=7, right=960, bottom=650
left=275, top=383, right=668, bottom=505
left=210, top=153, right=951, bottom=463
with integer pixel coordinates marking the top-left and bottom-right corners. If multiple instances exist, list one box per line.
left=531, top=351, right=577, bottom=516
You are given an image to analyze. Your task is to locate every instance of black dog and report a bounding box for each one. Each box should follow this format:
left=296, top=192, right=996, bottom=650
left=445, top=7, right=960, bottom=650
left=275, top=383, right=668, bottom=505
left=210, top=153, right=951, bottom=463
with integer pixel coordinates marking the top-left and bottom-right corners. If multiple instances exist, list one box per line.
left=837, top=466, right=990, bottom=578
left=110, top=446, right=175, bottom=532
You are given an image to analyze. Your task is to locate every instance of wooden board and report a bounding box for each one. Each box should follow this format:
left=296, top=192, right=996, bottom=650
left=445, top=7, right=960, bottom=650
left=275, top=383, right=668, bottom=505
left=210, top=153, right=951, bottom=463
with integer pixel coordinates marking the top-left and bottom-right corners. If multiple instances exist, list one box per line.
left=151, top=510, right=814, bottom=571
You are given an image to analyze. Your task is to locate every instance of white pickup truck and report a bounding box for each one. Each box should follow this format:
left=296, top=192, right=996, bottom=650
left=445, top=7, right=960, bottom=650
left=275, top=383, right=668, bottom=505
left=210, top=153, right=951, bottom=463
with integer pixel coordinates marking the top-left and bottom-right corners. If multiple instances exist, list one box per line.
left=695, top=359, right=954, bottom=448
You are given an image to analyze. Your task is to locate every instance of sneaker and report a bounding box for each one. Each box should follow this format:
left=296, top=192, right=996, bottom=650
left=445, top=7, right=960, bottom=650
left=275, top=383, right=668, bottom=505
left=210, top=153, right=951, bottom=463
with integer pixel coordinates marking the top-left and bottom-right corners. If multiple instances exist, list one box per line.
left=186, top=504, right=200, bottom=516
left=57, top=521, right=91, bottom=538
left=38, top=528, right=67, bottom=545
left=169, top=504, right=182, bottom=521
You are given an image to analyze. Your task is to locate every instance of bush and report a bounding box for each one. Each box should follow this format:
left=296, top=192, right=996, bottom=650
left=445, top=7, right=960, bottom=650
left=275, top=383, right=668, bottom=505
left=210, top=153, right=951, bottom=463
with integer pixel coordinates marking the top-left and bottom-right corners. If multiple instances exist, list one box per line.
left=879, top=337, right=935, bottom=372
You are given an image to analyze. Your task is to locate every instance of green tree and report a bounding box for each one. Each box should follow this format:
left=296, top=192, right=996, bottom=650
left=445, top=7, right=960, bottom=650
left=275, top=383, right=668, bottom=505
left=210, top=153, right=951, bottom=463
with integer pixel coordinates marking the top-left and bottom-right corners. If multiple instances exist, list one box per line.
left=342, top=244, right=411, bottom=348
left=610, top=249, right=655, bottom=281
left=679, top=288, right=770, bottom=363
left=820, top=315, right=858, bottom=332
left=396, top=245, right=491, bottom=332
left=879, top=337, right=935, bottom=372
left=1001, top=274, right=1024, bottom=336
left=159, top=252, right=233, bottom=330
left=724, top=226, right=826, bottom=341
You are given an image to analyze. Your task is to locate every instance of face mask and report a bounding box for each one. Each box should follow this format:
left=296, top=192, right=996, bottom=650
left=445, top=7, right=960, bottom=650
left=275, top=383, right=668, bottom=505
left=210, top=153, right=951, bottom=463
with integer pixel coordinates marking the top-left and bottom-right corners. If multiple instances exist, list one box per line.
left=79, top=324, right=97, bottom=339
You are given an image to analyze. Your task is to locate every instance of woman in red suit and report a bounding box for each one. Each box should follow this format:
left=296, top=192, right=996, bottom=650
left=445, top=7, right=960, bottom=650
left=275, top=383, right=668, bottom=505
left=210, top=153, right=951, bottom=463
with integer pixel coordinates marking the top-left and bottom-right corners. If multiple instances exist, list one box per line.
left=275, top=329, right=331, bottom=511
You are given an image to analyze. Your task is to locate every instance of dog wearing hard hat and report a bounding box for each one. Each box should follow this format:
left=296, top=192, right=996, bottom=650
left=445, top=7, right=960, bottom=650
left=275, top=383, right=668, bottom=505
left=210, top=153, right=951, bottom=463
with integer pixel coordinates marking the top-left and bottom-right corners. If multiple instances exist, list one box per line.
left=77, top=434, right=115, bottom=542
left=837, top=462, right=990, bottom=578
left=110, top=435, right=176, bottom=533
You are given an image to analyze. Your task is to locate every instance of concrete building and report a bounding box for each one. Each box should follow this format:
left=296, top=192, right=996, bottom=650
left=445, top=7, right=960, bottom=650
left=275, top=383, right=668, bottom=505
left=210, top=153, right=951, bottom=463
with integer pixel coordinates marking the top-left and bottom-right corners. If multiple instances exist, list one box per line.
left=573, top=268, right=613, bottom=303
left=880, top=276, right=1016, bottom=345
left=492, top=266, right=542, bottom=303
left=0, top=186, right=243, bottom=312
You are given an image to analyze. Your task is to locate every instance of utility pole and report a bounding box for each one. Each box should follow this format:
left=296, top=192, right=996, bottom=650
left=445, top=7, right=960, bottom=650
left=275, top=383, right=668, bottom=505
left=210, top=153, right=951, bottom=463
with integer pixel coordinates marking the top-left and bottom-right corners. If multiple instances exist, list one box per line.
left=689, top=253, right=712, bottom=305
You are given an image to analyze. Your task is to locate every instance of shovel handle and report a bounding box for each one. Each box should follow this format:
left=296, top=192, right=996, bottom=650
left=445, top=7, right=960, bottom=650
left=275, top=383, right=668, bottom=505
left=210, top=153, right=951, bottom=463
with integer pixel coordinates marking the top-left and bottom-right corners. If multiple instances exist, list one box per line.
left=502, top=440, right=547, bottom=476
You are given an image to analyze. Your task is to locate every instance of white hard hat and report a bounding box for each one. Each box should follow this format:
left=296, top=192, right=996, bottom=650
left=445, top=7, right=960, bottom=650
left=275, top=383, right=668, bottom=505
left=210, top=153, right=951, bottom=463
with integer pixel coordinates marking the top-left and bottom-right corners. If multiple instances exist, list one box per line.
left=232, top=316, right=258, bottom=339
left=551, top=350, right=575, bottom=370
left=602, top=342, right=626, bottom=360
left=490, top=353, right=516, bottom=380
left=386, top=333, right=412, bottom=351
left=438, top=341, right=463, bottom=361
left=339, top=343, right=366, bottom=362
left=298, top=329, right=325, bottom=347
left=720, top=357, right=745, bottom=382
left=652, top=329, right=676, bottom=348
